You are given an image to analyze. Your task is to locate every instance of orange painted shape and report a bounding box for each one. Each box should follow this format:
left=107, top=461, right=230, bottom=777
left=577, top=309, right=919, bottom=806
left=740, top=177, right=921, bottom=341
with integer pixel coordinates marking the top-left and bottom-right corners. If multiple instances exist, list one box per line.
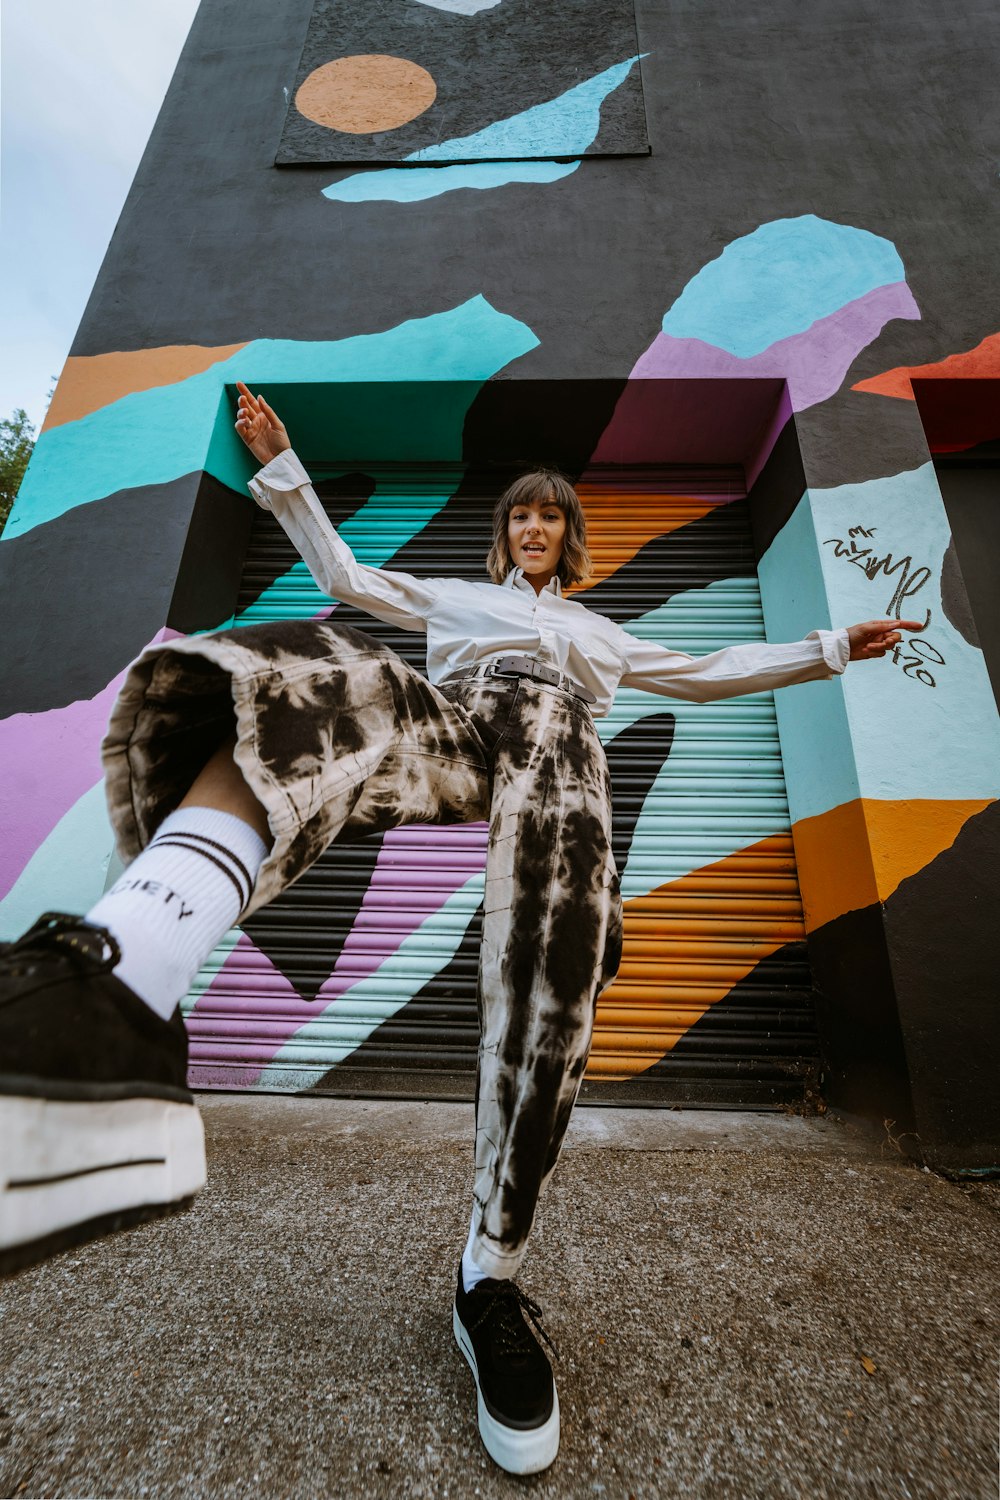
left=565, top=491, right=715, bottom=593
left=44, top=345, right=249, bottom=430
left=791, top=797, right=994, bottom=933
left=851, top=331, right=1000, bottom=400
left=585, top=833, right=797, bottom=1080
left=296, top=55, right=437, bottom=134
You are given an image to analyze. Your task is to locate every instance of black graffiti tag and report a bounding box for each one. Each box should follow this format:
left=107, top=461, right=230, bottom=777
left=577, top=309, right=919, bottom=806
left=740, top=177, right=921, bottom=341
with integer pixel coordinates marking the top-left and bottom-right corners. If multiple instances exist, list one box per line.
left=823, top=524, right=932, bottom=626
left=823, top=524, right=943, bottom=687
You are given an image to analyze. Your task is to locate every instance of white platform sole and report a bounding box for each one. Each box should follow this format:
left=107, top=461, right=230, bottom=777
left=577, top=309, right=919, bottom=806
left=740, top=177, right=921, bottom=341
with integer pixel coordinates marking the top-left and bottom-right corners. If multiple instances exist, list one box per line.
left=453, top=1303, right=560, bottom=1474
left=0, top=1093, right=206, bottom=1275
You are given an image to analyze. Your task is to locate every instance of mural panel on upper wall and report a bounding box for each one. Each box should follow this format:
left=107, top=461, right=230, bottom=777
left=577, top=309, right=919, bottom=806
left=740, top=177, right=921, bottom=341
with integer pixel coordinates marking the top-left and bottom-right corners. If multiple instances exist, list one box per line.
left=276, top=0, right=648, bottom=163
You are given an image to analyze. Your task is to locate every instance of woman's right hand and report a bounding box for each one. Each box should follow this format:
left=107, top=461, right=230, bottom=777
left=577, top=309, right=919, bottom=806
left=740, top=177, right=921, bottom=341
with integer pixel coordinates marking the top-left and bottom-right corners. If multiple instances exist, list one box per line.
left=235, top=380, right=291, bottom=467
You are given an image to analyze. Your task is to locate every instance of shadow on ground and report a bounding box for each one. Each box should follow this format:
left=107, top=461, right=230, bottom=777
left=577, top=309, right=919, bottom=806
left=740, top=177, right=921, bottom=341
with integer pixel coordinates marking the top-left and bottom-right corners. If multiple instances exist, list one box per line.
left=1, top=1100, right=997, bottom=1499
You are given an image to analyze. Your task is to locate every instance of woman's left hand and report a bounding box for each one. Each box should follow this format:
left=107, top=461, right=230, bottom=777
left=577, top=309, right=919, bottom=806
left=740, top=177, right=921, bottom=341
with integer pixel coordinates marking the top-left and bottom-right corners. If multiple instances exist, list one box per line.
left=847, top=618, right=926, bottom=661
left=235, top=380, right=291, bottom=466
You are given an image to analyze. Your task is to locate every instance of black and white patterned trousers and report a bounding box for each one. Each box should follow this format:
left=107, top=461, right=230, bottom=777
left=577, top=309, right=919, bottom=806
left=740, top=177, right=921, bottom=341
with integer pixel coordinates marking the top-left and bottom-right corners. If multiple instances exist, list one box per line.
left=103, top=621, right=624, bottom=1278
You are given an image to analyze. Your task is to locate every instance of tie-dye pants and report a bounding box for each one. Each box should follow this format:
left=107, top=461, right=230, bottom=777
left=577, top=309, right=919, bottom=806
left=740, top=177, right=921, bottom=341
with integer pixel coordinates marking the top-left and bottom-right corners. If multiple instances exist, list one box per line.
left=103, top=620, right=624, bottom=1279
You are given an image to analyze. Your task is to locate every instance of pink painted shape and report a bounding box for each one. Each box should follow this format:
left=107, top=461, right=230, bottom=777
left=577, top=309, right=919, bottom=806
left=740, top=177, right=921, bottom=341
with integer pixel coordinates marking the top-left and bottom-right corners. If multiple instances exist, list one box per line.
left=187, top=821, right=489, bottom=1083
left=187, top=931, right=320, bottom=1087
left=315, top=822, right=488, bottom=1003
left=592, top=281, right=919, bottom=471
left=631, top=282, right=919, bottom=409
left=745, top=381, right=794, bottom=492
left=0, top=627, right=176, bottom=901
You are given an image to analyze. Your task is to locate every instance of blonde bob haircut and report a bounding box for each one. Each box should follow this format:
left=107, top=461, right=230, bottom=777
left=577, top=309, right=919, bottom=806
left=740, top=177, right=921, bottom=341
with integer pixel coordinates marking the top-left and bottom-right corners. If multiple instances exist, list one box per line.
left=486, top=469, right=592, bottom=588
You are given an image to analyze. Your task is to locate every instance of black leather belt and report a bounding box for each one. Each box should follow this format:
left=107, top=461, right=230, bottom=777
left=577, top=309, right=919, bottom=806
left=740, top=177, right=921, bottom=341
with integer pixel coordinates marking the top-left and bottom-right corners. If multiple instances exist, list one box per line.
left=443, top=656, right=597, bottom=706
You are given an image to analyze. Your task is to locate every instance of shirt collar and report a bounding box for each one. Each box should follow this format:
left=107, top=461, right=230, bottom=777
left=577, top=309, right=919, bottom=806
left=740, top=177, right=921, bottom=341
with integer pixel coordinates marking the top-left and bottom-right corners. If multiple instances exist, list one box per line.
left=502, top=567, right=563, bottom=598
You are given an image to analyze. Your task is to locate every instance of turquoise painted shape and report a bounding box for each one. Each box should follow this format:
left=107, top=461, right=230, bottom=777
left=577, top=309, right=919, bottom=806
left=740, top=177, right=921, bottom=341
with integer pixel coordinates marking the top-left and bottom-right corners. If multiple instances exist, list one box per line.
left=253, top=871, right=485, bottom=1088
left=0, top=781, right=114, bottom=941
left=809, top=464, right=1000, bottom=804
left=661, top=216, right=908, bottom=358
left=611, top=705, right=791, bottom=900
left=760, top=464, right=1000, bottom=823
left=323, top=159, right=579, bottom=204
left=322, top=54, right=645, bottom=204
left=597, top=577, right=792, bottom=899
left=183, top=928, right=244, bottom=1017
left=234, top=487, right=455, bottom=625
left=409, top=55, right=644, bottom=160
left=757, top=492, right=859, bottom=826
left=4, top=296, right=539, bottom=540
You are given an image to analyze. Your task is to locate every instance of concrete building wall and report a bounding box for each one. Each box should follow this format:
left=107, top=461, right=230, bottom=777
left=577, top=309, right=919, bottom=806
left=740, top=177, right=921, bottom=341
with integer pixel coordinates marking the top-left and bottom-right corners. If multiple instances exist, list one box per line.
left=2, top=0, right=998, bottom=1166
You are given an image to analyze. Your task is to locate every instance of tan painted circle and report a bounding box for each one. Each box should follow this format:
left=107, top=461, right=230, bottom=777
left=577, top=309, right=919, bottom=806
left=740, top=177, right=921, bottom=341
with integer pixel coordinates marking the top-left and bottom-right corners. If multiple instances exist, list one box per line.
left=295, top=55, right=437, bottom=134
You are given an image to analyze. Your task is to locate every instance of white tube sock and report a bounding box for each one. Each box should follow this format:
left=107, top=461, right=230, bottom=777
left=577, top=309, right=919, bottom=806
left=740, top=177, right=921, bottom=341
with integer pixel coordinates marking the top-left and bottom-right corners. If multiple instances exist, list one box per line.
left=462, top=1210, right=491, bottom=1292
left=86, top=807, right=268, bottom=1020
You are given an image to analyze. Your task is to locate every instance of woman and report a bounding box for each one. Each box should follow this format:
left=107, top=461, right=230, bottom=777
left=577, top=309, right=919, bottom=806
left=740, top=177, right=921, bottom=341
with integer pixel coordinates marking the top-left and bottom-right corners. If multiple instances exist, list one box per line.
left=0, top=381, right=921, bottom=1474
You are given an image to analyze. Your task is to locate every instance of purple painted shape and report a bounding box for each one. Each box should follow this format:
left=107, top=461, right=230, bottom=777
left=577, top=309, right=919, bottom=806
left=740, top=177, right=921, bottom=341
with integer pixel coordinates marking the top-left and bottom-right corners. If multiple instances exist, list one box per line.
left=632, top=282, right=918, bottom=407
left=187, top=931, right=315, bottom=1088
left=745, top=380, right=794, bottom=492
left=591, top=281, right=918, bottom=471
left=315, top=822, right=488, bottom=1003
left=0, top=627, right=178, bottom=901
left=188, top=820, right=489, bottom=1083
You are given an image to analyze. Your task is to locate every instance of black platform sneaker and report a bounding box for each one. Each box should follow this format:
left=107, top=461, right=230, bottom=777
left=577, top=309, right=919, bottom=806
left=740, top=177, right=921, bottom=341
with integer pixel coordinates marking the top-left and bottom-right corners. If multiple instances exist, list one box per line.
left=0, top=913, right=206, bottom=1277
left=453, top=1263, right=560, bottom=1474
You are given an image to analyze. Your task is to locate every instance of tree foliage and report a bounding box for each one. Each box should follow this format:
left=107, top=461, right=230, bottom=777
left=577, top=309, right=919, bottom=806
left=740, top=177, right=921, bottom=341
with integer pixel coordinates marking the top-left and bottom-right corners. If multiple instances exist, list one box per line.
left=0, top=409, right=36, bottom=536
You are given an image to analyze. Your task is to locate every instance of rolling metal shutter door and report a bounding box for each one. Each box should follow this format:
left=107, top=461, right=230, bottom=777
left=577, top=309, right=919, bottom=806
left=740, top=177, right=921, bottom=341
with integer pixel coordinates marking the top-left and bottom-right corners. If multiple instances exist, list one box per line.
left=186, top=467, right=820, bottom=1107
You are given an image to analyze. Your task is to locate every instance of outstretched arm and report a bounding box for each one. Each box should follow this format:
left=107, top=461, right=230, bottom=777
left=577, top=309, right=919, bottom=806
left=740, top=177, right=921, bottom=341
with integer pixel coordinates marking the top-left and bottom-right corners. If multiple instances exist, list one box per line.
left=234, top=383, right=440, bottom=634
left=617, top=618, right=925, bottom=703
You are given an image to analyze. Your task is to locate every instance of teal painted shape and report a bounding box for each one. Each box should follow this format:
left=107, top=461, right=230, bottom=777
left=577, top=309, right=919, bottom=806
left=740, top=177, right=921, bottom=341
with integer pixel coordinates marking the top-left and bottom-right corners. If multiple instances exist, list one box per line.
left=757, top=492, right=859, bottom=827
left=661, top=216, right=908, bottom=358
left=4, top=297, right=539, bottom=540
left=808, top=464, right=1000, bottom=804
left=324, top=160, right=579, bottom=204
left=409, top=55, right=644, bottom=160
left=183, top=928, right=244, bottom=1017
left=233, top=486, right=455, bottom=625
left=598, top=578, right=792, bottom=900
left=760, top=464, right=1000, bottom=823
left=253, top=871, right=485, bottom=1089
left=322, top=54, right=646, bottom=204
left=0, top=781, right=115, bottom=941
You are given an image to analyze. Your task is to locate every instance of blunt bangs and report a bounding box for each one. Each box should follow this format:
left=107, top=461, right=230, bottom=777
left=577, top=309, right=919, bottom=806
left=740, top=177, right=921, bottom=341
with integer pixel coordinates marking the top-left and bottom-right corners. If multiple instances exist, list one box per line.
left=486, top=468, right=592, bottom=587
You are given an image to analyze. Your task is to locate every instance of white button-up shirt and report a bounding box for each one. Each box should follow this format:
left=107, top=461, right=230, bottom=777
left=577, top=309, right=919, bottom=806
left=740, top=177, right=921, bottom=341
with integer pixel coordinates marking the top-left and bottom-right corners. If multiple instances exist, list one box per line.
left=249, top=450, right=850, bottom=718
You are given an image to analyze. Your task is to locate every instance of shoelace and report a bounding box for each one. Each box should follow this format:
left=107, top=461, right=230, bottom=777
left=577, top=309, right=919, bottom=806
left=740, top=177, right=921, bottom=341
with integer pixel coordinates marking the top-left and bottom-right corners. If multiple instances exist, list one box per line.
left=1, top=912, right=120, bottom=989
left=468, top=1280, right=560, bottom=1362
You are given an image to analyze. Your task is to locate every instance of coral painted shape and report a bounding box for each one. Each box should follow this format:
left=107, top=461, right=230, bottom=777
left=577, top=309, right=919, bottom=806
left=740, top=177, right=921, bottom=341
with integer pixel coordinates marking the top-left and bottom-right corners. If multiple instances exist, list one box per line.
left=851, top=330, right=1000, bottom=399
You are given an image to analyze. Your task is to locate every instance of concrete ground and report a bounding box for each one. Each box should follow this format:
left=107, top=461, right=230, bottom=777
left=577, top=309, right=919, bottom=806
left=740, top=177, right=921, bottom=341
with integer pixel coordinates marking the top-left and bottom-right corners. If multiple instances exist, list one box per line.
left=0, top=1098, right=997, bottom=1500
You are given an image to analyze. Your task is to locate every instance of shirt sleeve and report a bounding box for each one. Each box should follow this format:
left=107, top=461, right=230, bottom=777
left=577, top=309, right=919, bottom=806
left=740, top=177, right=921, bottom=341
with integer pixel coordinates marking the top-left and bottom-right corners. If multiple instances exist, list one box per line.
left=247, top=449, right=439, bottom=634
left=617, top=627, right=851, bottom=702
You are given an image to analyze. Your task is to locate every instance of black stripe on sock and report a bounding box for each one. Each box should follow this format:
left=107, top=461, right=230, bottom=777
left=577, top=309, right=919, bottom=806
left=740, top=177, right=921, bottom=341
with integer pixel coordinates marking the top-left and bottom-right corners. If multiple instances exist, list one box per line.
left=159, top=830, right=256, bottom=897
left=152, top=838, right=248, bottom=908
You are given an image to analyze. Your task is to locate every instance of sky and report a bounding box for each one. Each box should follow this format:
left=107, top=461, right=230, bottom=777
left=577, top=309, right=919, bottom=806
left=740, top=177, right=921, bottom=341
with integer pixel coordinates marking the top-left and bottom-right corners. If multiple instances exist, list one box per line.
left=1, top=0, right=201, bottom=431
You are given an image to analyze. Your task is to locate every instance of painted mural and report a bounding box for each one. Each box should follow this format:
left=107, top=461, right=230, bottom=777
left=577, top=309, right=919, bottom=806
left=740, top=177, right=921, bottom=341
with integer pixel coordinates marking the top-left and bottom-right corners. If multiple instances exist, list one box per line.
left=1, top=0, right=998, bottom=1159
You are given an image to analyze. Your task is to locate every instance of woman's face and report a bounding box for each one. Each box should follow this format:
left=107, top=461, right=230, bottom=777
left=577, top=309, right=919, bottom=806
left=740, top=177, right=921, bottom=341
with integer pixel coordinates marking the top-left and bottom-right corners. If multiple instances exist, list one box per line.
left=507, top=494, right=567, bottom=588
